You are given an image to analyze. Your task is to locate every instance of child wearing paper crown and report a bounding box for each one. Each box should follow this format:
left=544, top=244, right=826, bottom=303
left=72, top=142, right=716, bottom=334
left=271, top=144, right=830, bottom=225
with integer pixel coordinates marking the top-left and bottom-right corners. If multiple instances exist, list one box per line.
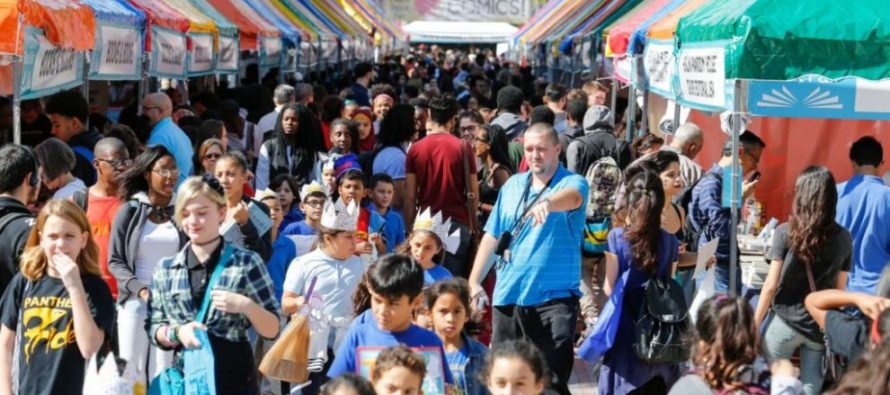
left=333, top=154, right=386, bottom=263
left=397, top=208, right=461, bottom=286
left=282, top=197, right=365, bottom=395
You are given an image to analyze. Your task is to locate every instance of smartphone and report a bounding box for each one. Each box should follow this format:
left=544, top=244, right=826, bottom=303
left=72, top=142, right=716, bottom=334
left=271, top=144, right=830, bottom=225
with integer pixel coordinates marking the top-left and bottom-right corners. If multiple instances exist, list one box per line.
left=748, top=171, right=761, bottom=182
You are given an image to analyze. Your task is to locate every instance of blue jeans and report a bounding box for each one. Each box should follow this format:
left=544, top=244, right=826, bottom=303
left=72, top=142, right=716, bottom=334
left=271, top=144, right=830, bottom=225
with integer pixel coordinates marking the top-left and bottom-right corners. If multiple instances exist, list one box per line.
left=714, top=259, right=741, bottom=294
left=762, top=313, right=825, bottom=395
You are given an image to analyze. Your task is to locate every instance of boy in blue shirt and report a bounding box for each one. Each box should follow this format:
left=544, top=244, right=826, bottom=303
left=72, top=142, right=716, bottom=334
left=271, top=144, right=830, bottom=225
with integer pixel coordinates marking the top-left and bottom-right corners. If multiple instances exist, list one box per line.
left=328, top=254, right=454, bottom=390
left=367, top=173, right=406, bottom=253
left=282, top=182, right=327, bottom=236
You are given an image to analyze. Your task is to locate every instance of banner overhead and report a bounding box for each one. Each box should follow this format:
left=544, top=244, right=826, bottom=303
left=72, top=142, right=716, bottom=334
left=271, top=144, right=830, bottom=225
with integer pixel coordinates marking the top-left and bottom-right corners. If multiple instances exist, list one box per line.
left=188, top=32, right=215, bottom=77
left=21, top=27, right=85, bottom=100
left=383, top=0, right=532, bottom=24
left=91, top=24, right=142, bottom=80
left=149, top=26, right=187, bottom=79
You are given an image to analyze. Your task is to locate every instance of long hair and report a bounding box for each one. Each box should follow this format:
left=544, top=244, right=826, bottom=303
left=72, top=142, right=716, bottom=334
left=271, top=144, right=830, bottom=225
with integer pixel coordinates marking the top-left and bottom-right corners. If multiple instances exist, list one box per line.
left=482, top=124, right=516, bottom=174
left=395, top=229, right=445, bottom=266
left=20, top=200, right=101, bottom=281
left=117, top=145, right=174, bottom=200
left=275, top=103, right=325, bottom=152
left=623, top=170, right=664, bottom=274
left=691, top=295, right=759, bottom=391
left=788, top=166, right=838, bottom=266
left=377, top=104, right=415, bottom=147
left=423, top=278, right=484, bottom=336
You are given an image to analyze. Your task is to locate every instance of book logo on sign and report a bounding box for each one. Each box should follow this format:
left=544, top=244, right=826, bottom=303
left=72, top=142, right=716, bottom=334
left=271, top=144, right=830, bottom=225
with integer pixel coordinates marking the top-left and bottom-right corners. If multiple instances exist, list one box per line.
left=160, top=42, right=184, bottom=66
left=38, top=48, right=76, bottom=78
left=105, top=40, right=135, bottom=65
left=756, top=86, right=842, bottom=109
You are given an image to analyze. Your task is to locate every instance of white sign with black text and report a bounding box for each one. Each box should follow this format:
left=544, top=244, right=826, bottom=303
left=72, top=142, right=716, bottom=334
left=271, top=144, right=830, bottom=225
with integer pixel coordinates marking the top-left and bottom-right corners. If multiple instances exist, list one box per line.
left=189, top=33, right=214, bottom=74
left=152, top=27, right=186, bottom=77
left=643, top=40, right=675, bottom=96
left=678, top=46, right=726, bottom=108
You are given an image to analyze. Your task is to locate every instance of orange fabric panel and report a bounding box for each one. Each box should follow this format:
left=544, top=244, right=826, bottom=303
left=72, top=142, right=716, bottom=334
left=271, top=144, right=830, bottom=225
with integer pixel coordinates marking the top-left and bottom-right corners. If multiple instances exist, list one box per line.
left=0, top=0, right=96, bottom=55
left=688, top=111, right=890, bottom=221
left=647, top=0, right=709, bottom=40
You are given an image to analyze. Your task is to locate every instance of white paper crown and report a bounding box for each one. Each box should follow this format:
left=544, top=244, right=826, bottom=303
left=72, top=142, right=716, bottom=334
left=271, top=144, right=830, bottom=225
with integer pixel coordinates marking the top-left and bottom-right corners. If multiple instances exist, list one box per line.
left=321, top=198, right=359, bottom=231
left=300, top=181, right=326, bottom=199
left=413, top=208, right=461, bottom=254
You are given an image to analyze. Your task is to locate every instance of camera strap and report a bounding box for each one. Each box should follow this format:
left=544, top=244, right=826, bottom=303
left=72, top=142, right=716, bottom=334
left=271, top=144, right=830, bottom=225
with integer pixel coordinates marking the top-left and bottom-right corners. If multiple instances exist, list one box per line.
left=498, top=173, right=555, bottom=267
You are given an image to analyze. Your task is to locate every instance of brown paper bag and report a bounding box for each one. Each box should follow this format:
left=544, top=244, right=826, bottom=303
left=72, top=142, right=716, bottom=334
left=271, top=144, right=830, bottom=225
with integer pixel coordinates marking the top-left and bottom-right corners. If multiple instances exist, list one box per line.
left=258, top=314, right=310, bottom=383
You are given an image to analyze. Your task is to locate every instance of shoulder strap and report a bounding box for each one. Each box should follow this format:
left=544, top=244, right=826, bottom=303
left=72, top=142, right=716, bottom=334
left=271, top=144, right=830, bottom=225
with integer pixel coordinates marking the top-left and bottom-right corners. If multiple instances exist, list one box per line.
left=0, top=212, right=29, bottom=236
left=72, top=145, right=95, bottom=163
left=460, top=142, right=478, bottom=233
left=803, top=260, right=817, bottom=294
left=196, top=244, right=236, bottom=323
left=73, top=190, right=88, bottom=211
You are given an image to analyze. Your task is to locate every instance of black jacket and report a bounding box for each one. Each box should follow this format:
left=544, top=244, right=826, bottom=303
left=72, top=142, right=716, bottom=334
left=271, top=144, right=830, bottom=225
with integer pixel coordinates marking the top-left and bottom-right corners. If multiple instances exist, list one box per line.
left=68, top=129, right=103, bottom=187
left=261, top=134, right=317, bottom=187
left=0, top=197, right=34, bottom=295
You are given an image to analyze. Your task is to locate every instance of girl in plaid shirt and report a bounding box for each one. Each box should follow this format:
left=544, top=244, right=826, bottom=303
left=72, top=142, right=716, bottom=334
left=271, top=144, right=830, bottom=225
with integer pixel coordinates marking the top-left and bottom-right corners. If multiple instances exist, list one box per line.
left=147, top=175, right=281, bottom=395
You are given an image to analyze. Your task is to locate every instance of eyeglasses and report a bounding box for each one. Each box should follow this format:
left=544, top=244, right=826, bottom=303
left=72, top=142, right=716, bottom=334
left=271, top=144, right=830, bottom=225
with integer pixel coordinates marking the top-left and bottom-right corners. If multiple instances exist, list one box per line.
left=97, top=158, right=133, bottom=168
left=152, top=168, right=180, bottom=178
left=203, top=153, right=221, bottom=160
left=460, top=125, right=478, bottom=133
left=304, top=200, right=325, bottom=208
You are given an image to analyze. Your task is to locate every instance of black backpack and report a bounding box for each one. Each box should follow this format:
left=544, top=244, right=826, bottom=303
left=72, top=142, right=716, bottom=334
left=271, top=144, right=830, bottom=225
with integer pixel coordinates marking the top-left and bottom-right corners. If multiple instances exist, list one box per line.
left=633, top=274, right=691, bottom=364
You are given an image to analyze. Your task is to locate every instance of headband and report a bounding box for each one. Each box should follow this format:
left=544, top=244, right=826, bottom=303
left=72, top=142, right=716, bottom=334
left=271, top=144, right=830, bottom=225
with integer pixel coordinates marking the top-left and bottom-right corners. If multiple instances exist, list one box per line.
left=202, top=173, right=225, bottom=196
left=374, top=93, right=394, bottom=103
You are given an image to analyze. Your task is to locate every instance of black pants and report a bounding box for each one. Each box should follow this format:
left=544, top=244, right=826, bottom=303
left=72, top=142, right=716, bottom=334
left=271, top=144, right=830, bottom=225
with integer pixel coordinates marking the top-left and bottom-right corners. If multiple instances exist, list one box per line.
left=442, top=220, right=472, bottom=278
left=492, top=297, right=579, bottom=395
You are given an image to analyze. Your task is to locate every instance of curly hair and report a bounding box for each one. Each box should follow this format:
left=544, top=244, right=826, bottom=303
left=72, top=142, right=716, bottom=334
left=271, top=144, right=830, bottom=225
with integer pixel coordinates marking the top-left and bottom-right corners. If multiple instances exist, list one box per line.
left=788, top=166, right=838, bottom=267
left=371, top=344, right=426, bottom=383
left=691, top=295, right=759, bottom=391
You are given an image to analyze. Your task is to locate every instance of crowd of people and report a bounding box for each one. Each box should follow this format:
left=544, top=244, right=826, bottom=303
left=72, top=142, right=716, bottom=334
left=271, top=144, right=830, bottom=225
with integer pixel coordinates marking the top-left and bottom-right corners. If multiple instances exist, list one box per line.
left=0, top=45, right=887, bottom=395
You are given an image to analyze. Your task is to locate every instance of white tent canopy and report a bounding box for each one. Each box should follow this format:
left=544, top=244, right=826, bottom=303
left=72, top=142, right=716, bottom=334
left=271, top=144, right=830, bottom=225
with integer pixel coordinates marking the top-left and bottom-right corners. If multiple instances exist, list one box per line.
left=404, top=21, right=517, bottom=44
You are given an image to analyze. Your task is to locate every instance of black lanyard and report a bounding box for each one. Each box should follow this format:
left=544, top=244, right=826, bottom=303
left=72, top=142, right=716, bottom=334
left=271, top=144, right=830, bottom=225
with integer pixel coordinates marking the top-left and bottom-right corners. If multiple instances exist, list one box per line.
left=509, top=173, right=555, bottom=236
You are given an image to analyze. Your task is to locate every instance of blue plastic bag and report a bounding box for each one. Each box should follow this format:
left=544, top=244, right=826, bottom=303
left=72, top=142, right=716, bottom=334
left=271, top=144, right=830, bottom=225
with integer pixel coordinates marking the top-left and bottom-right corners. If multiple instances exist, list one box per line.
left=577, top=270, right=629, bottom=364
left=148, top=366, right=184, bottom=395
left=183, top=330, right=216, bottom=395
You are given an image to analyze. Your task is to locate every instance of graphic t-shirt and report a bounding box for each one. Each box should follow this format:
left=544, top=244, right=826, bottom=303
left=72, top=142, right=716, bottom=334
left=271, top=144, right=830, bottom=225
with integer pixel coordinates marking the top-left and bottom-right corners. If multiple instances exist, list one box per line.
left=0, top=273, right=115, bottom=395
left=86, top=193, right=122, bottom=298
left=446, top=346, right=470, bottom=393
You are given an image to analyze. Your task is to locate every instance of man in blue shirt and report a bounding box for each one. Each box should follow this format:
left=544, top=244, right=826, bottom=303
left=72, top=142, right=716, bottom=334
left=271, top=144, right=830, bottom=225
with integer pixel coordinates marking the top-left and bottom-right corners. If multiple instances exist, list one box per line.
left=351, top=62, right=373, bottom=107
left=836, top=136, right=890, bottom=294
left=143, top=92, right=193, bottom=185
left=689, top=131, right=765, bottom=293
left=469, top=123, right=588, bottom=395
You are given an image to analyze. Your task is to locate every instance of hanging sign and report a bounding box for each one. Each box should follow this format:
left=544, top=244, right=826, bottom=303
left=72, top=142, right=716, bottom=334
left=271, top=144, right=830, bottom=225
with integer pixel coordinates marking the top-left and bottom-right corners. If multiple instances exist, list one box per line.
left=149, top=26, right=186, bottom=79
left=260, top=36, right=282, bottom=68
left=748, top=75, right=890, bottom=120
left=188, top=32, right=215, bottom=76
left=91, top=24, right=142, bottom=80
left=613, top=55, right=632, bottom=83
left=383, top=0, right=531, bottom=25
left=20, top=27, right=84, bottom=100
left=217, top=35, right=239, bottom=73
left=643, top=39, right=675, bottom=98
left=677, top=45, right=728, bottom=110
left=321, top=40, right=337, bottom=65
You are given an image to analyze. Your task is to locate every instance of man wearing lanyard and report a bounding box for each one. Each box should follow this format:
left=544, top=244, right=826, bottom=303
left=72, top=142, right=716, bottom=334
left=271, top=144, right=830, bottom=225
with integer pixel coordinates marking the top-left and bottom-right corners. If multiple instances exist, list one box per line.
left=468, top=123, right=589, bottom=395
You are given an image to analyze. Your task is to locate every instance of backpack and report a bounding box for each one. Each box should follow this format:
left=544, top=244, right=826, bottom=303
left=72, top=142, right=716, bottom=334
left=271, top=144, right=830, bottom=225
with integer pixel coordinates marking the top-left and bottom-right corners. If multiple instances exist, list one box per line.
left=633, top=273, right=691, bottom=364
left=677, top=171, right=715, bottom=254
left=71, top=145, right=95, bottom=164
left=581, top=156, right=623, bottom=256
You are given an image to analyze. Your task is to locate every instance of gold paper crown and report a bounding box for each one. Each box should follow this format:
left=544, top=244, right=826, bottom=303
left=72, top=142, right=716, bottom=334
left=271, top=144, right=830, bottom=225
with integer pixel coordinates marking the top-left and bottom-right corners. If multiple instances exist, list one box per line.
left=300, top=181, right=325, bottom=198
left=413, top=208, right=461, bottom=254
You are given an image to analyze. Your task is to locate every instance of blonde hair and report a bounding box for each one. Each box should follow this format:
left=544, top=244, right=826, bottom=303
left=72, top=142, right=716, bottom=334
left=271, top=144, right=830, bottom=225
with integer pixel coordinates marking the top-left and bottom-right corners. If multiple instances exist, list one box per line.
left=20, top=200, right=100, bottom=281
left=174, top=176, right=227, bottom=225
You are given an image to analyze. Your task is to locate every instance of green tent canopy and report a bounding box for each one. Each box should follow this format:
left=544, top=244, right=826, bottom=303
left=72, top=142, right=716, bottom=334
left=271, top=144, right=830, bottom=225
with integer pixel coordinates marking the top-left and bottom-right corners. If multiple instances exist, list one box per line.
left=676, top=0, right=890, bottom=81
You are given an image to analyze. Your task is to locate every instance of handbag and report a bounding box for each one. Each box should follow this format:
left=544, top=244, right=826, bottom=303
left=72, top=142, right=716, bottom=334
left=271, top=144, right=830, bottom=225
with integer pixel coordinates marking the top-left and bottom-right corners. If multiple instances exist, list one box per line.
left=258, top=277, right=317, bottom=383
left=149, top=245, right=235, bottom=395
left=801, top=260, right=845, bottom=380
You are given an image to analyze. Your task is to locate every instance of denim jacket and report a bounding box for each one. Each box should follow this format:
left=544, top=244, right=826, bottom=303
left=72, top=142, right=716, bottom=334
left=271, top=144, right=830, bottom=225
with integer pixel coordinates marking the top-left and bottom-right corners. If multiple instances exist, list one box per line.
left=454, top=334, right=490, bottom=395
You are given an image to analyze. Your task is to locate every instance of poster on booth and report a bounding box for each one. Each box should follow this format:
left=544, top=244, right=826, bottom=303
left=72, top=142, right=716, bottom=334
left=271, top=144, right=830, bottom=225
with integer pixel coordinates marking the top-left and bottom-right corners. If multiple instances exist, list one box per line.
left=20, top=27, right=84, bottom=100
left=643, top=39, right=675, bottom=98
left=676, top=45, right=729, bottom=111
left=91, top=24, right=142, bottom=80
left=357, top=347, right=446, bottom=395
left=217, top=35, right=239, bottom=73
left=188, top=33, right=215, bottom=77
left=149, top=26, right=186, bottom=79
left=261, top=36, right=282, bottom=68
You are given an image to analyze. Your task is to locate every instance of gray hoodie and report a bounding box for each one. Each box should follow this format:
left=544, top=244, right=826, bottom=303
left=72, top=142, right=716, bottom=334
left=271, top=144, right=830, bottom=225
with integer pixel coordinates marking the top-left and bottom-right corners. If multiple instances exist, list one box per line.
left=491, top=112, right=528, bottom=141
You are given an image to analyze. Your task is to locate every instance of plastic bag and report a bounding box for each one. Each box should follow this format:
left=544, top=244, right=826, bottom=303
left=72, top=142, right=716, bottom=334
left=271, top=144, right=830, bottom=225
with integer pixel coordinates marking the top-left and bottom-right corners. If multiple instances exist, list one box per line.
left=259, top=313, right=310, bottom=383
left=83, top=353, right=145, bottom=395
left=183, top=330, right=216, bottom=395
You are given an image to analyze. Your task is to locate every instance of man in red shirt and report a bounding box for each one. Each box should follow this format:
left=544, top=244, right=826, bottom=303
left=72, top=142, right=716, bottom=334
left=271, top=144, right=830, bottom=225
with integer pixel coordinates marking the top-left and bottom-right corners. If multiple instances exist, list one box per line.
left=406, top=94, right=480, bottom=278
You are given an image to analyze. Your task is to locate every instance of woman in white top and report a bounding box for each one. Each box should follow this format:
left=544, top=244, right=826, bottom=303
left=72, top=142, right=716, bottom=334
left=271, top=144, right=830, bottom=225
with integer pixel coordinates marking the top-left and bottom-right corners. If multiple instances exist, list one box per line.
left=35, top=137, right=86, bottom=201
left=108, top=146, right=184, bottom=381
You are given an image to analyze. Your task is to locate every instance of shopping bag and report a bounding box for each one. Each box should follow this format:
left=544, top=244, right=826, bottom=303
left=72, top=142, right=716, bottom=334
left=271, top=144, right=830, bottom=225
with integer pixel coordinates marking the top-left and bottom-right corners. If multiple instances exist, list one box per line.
left=149, top=366, right=184, bottom=395
left=183, top=330, right=217, bottom=395
left=578, top=270, right=629, bottom=364
left=689, top=268, right=716, bottom=324
left=258, top=313, right=311, bottom=383
left=83, top=353, right=144, bottom=395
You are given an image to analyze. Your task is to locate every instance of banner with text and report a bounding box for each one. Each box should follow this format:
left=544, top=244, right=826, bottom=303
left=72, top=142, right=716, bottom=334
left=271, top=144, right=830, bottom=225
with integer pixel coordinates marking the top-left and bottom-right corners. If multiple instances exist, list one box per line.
left=383, top=0, right=531, bottom=24
left=149, top=26, right=186, bottom=79
left=676, top=44, right=729, bottom=111
left=21, top=27, right=84, bottom=100
left=217, top=35, right=239, bottom=73
left=91, top=24, right=142, bottom=80
left=643, top=39, right=675, bottom=98
left=188, top=32, right=215, bottom=77
left=260, top=36, right=283, bottom=68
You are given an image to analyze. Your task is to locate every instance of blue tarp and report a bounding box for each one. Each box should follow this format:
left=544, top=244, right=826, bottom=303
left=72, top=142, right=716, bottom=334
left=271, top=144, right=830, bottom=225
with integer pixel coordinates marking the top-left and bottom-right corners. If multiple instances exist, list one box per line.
left=82, top=0, right=146, bottom=27
left=245, top=0, right=303, bottom=46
